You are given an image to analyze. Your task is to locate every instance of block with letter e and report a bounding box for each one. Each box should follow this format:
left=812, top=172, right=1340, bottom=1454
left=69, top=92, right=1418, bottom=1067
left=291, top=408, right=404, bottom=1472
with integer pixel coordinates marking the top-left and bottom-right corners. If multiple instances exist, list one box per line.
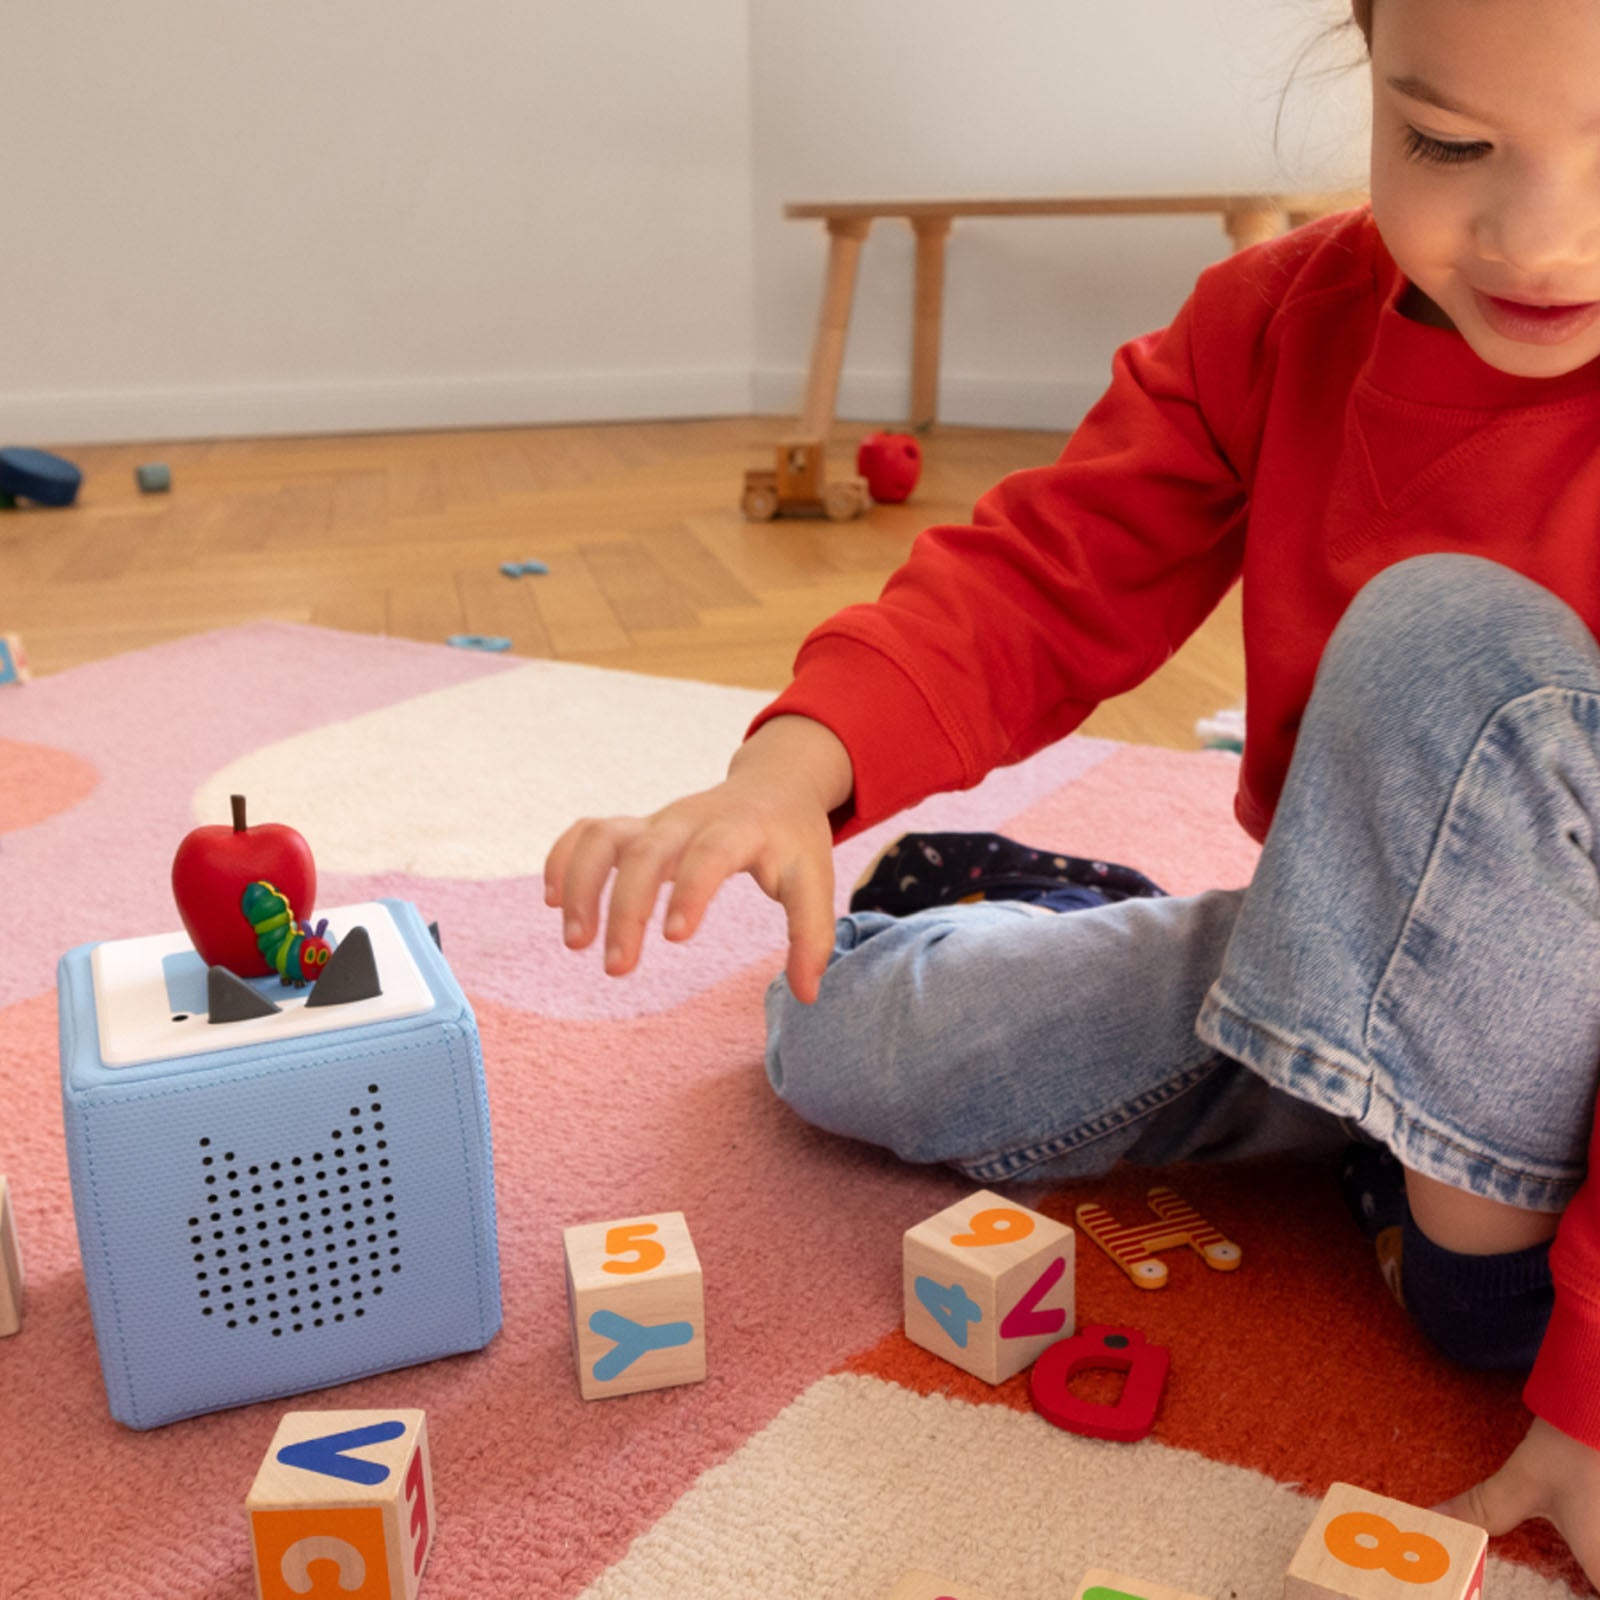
left=1285, top=1482, right=1486, bottom=1600
left=247, top=1409, right=434, bottom=1600
left=563, top=1210, right=706, bottom=1399
left=903, top=1188, right=1075, bottom=1384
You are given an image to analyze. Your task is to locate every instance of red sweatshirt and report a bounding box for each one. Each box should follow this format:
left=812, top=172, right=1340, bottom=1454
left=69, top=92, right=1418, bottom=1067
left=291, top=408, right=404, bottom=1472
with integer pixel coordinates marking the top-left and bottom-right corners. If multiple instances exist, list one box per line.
left=753, top=206, right=1600, bottom=1447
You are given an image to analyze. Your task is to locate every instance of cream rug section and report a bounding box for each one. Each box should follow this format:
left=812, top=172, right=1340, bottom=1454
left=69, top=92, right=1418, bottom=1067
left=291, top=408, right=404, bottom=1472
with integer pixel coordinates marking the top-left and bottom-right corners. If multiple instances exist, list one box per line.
left=575, top=1373, right=1571, bottom=1600
left=194, top=659, right=771, bottom=879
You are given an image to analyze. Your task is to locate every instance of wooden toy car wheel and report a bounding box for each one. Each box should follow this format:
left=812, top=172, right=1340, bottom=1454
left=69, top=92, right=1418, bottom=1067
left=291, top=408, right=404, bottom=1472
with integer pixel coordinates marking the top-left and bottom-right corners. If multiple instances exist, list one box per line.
left=741, top=484, right=780, bottom=521
left=822, top=480, right=864, bottom=521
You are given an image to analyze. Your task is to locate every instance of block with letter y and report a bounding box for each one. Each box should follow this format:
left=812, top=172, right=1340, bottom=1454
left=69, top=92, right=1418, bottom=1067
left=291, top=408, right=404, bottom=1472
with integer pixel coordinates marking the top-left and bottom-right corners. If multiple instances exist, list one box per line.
left=563, top=1210, right=706, bottom=1399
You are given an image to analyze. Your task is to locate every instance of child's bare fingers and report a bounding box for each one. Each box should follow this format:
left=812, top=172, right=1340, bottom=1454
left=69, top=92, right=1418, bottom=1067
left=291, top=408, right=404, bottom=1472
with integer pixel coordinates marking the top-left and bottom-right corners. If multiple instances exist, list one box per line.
left=601, top=831, right=686, bottom=972
left=556, top=820, right=642, bottom=948
left=778, top=855, right=837, bottom=1005
left=662, top=825, right=759, bottom=942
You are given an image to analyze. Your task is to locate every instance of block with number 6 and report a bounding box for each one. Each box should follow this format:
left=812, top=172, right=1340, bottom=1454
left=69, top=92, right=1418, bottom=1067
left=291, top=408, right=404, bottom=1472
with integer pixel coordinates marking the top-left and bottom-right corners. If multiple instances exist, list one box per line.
left=563, top=1210, right=706, bottom=1399
left=904, top=1189, right=1075, bottom=1384
left=246, top=1409, right=434, bottom=1600
left=1285, top=1482, right=1486, bottom=1600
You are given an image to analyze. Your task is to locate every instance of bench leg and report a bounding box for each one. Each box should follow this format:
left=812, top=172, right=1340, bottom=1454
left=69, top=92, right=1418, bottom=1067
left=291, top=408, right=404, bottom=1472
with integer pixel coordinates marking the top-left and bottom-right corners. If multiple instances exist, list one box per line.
left=910, top=216, right=953, bottom=432
left=799, top=218, right=872, bottom=440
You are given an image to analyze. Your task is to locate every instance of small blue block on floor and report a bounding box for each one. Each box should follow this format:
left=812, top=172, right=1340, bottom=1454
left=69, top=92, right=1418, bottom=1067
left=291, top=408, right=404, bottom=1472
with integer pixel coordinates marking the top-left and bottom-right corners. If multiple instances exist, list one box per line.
left=499, top=559, right=549, bottom=577
left=136, top=463, right=171, bottom=494
left=446, top=634, right=512, bottom=652
left=0, top=446, right=83, bottom=507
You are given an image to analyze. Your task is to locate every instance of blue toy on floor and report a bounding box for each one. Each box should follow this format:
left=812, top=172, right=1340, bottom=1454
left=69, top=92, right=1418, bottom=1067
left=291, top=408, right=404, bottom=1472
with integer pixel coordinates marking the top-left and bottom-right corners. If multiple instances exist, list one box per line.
left=0, top=446, right=83, bottom=507
left=57, top=898, right=502, bottom=1429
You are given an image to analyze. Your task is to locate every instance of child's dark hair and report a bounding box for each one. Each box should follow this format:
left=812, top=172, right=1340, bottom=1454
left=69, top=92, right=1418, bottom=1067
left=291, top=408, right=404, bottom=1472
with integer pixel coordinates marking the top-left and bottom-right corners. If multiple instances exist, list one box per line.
left=1351, top=0, right=1372, bottom=47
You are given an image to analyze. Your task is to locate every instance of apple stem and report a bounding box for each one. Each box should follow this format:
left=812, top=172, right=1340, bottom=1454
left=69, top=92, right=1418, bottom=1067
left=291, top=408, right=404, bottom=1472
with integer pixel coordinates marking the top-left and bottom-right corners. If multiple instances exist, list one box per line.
left=231, top=794, right=248, bottom=832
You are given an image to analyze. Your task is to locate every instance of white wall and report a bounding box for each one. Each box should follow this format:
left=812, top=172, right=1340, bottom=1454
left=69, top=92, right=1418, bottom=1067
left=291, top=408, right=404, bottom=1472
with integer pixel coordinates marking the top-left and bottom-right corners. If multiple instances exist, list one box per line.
left=0, top=1, right=756, bottom=444
left=750, top=0, right=1370, bottom=430
left=0, top=1, right=1368, bottom=445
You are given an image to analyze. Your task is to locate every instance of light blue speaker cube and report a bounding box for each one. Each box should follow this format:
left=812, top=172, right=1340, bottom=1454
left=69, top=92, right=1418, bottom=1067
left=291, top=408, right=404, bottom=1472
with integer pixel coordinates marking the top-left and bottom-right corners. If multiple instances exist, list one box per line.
left=57, top=898, right=501, bottom=1429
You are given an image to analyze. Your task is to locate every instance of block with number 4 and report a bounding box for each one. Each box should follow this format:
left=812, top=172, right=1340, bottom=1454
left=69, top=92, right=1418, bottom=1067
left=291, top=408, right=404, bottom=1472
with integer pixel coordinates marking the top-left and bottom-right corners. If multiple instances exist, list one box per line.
left=1285, top=1482, right=1486, bottom=1600
left=885, top=1570, right=998, bottom=1600
left=563, top=1210, right=706, bottom=1399
left=1074, top=1568, right=1211, bottom=1600
left=246, top=1409, right=434, bottom=1600
left=904, top=1189, right=1075, bottom=1384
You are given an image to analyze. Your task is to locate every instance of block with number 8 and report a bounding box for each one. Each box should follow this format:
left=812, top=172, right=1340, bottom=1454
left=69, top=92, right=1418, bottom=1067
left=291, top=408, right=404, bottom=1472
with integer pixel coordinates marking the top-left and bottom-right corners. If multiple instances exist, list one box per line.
left=563, top=1210, right=706, bottom=1399
left=903, top=1189, right=1075, bottom=1384
left=1285, top=1482, right=1486, bottom=1600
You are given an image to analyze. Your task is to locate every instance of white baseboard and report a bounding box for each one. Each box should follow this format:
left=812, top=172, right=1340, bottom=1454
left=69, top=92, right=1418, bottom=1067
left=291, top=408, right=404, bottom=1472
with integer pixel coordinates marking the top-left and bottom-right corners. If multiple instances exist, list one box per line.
left=0, top=365, right=1101, bottom=448
left=752, top=366, right=1102, bottom=434
left=0, top=368, right=757, bottom=447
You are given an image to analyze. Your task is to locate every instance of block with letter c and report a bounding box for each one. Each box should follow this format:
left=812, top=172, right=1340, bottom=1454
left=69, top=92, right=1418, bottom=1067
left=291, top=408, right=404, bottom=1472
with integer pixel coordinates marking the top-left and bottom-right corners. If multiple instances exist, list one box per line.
left=246, top=1409, right=433, bottom=1600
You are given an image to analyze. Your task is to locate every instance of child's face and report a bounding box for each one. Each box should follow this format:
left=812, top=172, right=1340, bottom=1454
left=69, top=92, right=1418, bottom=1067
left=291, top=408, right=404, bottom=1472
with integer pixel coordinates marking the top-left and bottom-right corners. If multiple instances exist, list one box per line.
left=1369, top=0, right=1600, bottom=377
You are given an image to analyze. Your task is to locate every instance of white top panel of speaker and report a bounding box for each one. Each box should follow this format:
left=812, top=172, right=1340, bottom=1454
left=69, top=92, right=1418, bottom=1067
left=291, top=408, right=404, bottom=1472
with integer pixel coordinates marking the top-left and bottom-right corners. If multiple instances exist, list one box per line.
left=91, top=902, right=434, bottom=1068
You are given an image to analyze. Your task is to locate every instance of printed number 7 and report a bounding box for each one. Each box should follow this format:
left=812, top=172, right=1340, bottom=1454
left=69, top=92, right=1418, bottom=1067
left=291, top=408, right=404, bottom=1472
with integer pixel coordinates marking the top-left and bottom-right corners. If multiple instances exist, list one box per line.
left=603, top=1222, right=666, bottom=1275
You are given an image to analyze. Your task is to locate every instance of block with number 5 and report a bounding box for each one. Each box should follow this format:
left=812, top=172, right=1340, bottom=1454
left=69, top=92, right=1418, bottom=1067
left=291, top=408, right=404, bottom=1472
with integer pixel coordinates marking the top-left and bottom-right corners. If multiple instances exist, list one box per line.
left=563, top=1211, right=706, bottom=1399
left=1285, top=1482, right=1486, bottom=1600
left=903, top=1189, right=1075, bottom=1384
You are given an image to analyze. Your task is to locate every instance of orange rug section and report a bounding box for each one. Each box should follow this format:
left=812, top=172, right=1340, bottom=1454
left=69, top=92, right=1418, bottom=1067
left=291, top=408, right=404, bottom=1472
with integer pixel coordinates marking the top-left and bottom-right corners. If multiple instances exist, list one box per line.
left=842, top=1158, right=1588, bottom=1590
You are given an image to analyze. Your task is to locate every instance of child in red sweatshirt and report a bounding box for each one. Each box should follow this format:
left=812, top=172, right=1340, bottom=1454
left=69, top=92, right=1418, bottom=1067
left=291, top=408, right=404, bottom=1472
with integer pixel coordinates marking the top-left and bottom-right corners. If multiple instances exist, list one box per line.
left=548, top=0, right=1600, bottom=1573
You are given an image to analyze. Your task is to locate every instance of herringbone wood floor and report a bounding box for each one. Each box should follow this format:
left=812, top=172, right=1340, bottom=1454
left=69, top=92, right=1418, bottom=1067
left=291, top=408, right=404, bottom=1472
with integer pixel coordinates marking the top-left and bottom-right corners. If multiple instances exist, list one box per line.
left=0, top=417, right=1244, bottom=749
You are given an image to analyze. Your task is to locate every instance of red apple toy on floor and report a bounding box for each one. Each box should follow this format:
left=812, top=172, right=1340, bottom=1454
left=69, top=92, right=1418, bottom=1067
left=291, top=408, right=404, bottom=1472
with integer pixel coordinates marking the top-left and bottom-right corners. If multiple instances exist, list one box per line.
left=171, top=794, right=320, bottom=980
left=856, top=431, right=923, bottom=504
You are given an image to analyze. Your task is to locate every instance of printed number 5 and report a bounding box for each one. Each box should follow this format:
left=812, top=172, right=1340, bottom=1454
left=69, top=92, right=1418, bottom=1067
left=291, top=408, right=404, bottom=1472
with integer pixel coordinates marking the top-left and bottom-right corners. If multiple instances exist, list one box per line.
left=1325, top=1511, right=1450, bottom=1586
left=603, top=1222, right=666, bottom=1275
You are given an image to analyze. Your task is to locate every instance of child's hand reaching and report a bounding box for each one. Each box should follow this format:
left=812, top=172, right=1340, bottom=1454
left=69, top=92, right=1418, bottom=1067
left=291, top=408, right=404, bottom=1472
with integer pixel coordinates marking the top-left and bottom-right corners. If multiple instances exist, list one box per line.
left=542, top=714, right=854, bottom=1004
left=1438, top=1415, right=1600, bottom=1584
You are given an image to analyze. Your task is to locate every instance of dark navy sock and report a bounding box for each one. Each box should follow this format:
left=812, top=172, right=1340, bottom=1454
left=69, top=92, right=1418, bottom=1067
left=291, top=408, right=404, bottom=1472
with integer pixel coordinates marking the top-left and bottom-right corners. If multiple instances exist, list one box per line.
left=1400, top=1208, right=1555, bottom=1372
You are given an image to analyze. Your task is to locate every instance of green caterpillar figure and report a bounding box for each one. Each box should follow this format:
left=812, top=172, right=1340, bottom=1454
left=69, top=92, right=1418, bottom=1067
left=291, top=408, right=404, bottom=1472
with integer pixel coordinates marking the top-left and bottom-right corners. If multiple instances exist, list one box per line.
left=240, top=880, right=333, bottom=986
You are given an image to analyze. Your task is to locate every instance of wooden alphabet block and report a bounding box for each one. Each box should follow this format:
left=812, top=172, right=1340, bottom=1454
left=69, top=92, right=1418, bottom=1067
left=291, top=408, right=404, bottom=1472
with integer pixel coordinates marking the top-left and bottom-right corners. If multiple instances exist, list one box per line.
left=247, top=1409, right=434, bottom=1600
left=1073, top=1568, right=1212, bottom=1600
left=1285, top=1482, right=1486, bottom=1600
left=885, top=1570, right=998, bottom=1600
left=0, top=1175, right=22, bottom=1337
left=903, top=1188, right=1075, bottom=1384
left=563, top=1210, right=706, bottom=1399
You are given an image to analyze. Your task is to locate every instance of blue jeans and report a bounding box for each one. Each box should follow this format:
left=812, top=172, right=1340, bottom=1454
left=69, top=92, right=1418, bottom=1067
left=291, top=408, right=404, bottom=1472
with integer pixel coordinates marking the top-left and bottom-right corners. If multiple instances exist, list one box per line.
left=765, top=555, right=1600, bottom=1214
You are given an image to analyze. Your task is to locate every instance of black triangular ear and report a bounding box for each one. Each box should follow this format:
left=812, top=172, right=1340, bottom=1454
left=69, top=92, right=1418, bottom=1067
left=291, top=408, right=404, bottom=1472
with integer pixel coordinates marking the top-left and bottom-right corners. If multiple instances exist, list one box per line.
left=306, top=925, right=382, bottom=1007
left=207, top=966, right=282, bottom=1023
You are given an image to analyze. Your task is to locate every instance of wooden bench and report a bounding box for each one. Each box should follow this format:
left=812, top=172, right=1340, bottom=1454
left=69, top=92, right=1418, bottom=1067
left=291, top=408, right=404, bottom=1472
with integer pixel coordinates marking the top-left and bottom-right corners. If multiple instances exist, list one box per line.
left=785, top=191, right=1367, bottom=436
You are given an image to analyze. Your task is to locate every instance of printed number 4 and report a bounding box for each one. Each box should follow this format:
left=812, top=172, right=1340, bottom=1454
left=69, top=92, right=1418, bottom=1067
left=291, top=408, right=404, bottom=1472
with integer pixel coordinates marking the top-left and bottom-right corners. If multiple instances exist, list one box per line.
left=602, top=1223, right=666, bottom=1275
left=915, top=1275, right=982, bottom=1349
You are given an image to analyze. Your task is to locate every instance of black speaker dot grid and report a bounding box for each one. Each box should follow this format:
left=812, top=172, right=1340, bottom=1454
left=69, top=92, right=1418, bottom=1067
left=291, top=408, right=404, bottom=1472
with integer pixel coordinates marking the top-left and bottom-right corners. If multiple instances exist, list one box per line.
left=190, top=1086, right=400, bottom=1337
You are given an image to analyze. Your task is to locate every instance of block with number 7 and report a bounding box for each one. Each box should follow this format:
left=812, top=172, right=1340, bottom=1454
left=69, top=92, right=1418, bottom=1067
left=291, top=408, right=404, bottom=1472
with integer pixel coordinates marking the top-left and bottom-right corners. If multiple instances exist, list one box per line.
left=563, top=1211, right=706, bottom=1399
left=1285, top=1482, right=1486, bottom=1600
left=903, top=1189, right=1075, bottom=1384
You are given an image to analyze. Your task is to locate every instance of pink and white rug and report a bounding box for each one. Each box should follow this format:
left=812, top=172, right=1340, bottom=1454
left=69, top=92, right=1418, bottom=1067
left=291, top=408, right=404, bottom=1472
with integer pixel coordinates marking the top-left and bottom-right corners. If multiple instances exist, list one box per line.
left=0, top=623, right=1586, bottom=1598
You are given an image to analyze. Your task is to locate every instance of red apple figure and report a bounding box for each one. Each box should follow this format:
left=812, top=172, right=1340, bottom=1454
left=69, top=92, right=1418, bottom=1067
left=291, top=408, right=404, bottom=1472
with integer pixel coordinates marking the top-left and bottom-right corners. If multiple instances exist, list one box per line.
left=171, top=794, right=317, bottom=977
left=855, top=432, right=922, bottom=504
